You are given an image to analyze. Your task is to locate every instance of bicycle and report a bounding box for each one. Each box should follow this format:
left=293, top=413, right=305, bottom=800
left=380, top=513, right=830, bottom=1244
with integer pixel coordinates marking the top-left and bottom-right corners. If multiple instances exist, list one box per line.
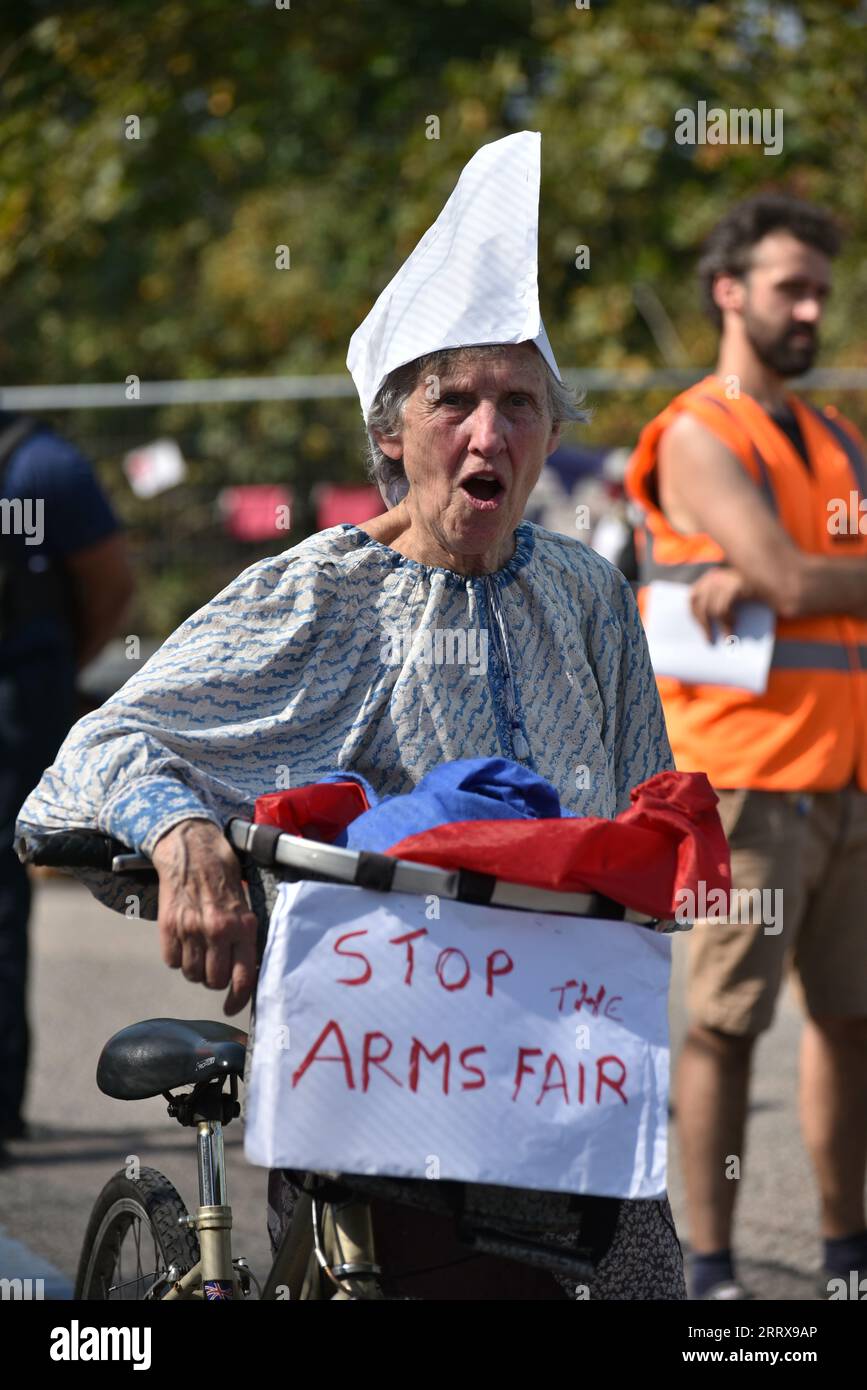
left=26, top=815, right=686, bottom=1301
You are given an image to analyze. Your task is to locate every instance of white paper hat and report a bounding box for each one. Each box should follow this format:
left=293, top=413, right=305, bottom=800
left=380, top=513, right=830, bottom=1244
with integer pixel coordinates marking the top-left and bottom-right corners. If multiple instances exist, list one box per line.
left=346, top=130, right=560, bottom=420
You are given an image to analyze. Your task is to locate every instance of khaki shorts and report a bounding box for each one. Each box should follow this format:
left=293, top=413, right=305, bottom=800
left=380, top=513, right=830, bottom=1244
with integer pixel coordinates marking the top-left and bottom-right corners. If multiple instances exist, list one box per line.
left=687, top=784, right=867, bottom=1037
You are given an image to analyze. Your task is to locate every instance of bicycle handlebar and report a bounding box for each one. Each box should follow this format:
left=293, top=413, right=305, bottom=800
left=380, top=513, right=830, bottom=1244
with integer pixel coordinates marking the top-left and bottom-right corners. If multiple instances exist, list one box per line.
left=26, top=821, right=287, bottom=875
left=22, top=821, right=680, bottom=930
left=27, top=828, right=143, bottom=872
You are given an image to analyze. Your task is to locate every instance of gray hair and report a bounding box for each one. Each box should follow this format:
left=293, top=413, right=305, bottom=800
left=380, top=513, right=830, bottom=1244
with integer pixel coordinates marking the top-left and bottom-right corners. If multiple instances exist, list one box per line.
left=364, top=343, right=586, bottom=507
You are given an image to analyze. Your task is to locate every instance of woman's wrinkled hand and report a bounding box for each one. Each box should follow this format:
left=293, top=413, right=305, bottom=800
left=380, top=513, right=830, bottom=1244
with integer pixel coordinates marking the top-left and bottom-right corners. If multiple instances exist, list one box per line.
left=688, top=566, right=754, bottom=642
left=150, top=819, right=258, bottom=1016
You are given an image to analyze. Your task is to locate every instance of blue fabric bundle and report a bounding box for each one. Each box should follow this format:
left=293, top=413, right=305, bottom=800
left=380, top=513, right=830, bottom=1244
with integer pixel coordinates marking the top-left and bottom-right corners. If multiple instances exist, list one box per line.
left=324, top=757, right=568, bottom=852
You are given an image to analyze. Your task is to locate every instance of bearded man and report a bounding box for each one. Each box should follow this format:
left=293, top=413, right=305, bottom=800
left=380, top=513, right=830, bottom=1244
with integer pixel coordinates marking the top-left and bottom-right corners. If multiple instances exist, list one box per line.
left=627, top=193, right=867, bottom=1299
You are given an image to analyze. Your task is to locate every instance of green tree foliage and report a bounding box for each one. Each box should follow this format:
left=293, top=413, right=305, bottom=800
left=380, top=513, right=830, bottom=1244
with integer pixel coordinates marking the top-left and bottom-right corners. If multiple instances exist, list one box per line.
left=1, top=0, right=865, bottom=632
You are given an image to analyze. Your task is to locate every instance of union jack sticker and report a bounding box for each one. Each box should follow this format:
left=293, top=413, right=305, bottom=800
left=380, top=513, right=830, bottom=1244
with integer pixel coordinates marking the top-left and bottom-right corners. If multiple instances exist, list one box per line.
left=204, top=1279, right=234, bottom=1300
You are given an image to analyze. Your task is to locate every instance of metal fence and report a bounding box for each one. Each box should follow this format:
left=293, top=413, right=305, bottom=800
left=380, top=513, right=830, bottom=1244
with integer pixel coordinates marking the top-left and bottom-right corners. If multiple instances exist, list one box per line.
left=2, top=367, right=867, bottom=411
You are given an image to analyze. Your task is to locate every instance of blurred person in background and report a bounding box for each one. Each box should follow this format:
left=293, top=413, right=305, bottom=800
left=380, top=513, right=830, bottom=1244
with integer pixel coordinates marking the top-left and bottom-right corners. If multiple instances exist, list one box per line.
left=524, top=443, right=639, bottom=579
left=627, top=193, right=867, bottom=1298
left=0, top=411, right=133, bottom=1159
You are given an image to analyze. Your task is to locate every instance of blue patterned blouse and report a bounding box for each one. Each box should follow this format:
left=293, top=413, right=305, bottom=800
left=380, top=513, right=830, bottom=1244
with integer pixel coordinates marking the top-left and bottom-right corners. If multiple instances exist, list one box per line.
left=15, top=521, right=673, bottom=915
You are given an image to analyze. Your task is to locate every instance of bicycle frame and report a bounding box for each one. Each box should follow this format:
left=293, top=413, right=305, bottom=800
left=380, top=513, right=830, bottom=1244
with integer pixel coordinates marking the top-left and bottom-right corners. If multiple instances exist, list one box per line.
left=30, top=819, right=678, bottom=1301
left=157, top=1118, right=235, bottom=1300
left=156, top=1112, right=383, bottom=1300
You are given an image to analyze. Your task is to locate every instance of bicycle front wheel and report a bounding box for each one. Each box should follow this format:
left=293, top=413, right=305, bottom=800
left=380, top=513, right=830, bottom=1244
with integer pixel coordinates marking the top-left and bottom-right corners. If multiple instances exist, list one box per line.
left=75, top=1167, right=200, bottom=1300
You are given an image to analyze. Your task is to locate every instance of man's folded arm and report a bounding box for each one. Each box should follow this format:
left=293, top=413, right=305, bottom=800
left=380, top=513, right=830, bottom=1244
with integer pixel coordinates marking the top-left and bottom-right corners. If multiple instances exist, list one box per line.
left=659, top=412, right=867, bottom=619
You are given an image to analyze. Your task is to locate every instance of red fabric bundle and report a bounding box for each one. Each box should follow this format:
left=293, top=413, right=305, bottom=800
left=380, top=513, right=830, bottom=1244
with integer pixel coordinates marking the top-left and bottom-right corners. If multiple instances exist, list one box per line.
left=387, top=770, right=729, bottom=919
left=254, top=781, right=369, bottom=842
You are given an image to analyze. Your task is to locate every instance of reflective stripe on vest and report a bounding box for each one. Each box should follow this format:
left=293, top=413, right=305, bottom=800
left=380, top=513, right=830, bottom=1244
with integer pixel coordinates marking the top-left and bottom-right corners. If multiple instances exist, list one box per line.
left=803, top=403, right=867, bottom=498
left=640, top=552, right=720, bottom=583
left=772, top=639, right=867, bottom=671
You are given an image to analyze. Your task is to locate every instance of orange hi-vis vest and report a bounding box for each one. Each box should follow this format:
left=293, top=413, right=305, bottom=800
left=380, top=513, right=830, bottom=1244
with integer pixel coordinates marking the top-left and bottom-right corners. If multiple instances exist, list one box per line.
left=626, top=375, right=867, bottom=791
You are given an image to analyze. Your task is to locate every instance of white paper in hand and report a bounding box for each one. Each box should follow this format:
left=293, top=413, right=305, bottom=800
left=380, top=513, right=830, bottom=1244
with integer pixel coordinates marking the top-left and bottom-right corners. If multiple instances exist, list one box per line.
left=643, top=580, right=775, bottom=693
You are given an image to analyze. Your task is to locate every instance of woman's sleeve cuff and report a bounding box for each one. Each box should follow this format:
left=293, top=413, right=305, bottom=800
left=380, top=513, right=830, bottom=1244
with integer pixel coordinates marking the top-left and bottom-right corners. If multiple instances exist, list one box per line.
left=98, top=776, right=222, bottom=856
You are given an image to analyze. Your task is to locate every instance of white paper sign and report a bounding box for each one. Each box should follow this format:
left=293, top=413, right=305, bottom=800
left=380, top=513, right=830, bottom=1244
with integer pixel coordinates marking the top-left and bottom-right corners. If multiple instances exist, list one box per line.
left=643, top=579, right=775, bottom=693
left=245, top=881, right=673, bottom=1199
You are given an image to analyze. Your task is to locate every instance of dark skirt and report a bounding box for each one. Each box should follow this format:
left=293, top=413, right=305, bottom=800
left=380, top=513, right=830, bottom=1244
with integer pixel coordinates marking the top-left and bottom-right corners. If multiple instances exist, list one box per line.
left=265, top=1166, right=687, bottom=1300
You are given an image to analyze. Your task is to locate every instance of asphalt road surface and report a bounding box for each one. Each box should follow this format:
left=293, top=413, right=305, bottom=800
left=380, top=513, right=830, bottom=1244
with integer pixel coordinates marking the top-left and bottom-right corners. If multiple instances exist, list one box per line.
left=0, top=875, right=847, bottom=1300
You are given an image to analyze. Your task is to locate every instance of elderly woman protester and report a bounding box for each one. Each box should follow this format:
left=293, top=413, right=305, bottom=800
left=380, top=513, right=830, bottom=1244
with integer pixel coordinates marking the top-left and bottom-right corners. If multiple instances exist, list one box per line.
left=15, top=134, right=684, bottom=1300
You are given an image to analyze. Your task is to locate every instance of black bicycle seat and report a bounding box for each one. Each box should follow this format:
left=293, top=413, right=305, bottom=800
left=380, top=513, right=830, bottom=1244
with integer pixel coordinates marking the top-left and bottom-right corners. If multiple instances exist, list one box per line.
left=96, top=1018, right=248, bottom=1101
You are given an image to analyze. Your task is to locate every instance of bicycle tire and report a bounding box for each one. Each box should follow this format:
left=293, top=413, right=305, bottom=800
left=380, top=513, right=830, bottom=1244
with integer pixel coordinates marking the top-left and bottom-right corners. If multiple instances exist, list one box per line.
left=75, top=1166, right=200, bottom=1300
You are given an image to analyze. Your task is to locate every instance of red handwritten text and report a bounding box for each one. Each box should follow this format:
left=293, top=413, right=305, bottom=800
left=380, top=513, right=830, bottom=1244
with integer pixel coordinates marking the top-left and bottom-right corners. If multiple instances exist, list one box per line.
left=549, top=979, right=623, bottom=1020
left=291, top=1023, right=628, bottom=1107
left=332, top=929, right=514, bottom=999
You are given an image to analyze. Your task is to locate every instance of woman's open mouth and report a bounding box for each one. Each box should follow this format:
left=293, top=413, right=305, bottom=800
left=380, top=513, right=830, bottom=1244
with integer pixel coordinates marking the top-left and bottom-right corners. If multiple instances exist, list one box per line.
left=460, top=477, right=505, bottom=511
